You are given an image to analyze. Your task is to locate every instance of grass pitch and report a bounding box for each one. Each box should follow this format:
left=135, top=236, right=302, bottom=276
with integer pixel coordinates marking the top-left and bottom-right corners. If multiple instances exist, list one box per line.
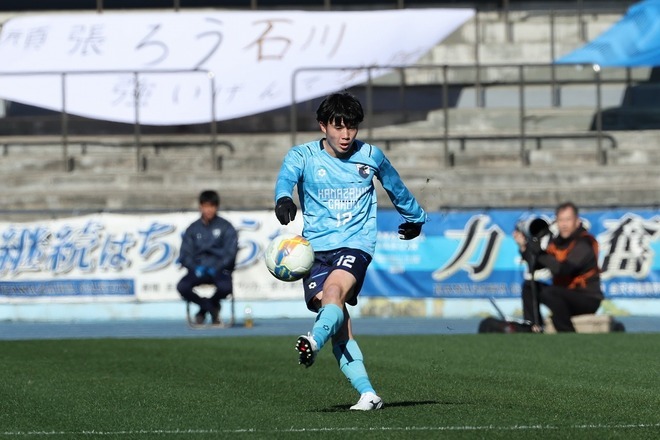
left=0, top=333, right=659, bottom=439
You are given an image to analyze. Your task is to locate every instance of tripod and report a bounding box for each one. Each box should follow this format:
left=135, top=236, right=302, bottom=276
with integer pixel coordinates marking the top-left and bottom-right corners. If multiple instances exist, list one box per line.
left=528, top=253, right=543, bottom=332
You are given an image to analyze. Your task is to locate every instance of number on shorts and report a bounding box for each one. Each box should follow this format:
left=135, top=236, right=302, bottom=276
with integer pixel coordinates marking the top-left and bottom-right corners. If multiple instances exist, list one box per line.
left=337, top=255, right=356, bottom=268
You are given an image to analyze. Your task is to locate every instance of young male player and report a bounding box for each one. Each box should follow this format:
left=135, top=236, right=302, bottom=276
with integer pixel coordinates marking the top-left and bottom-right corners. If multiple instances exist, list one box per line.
left=274, top=92, right=427, bottom=410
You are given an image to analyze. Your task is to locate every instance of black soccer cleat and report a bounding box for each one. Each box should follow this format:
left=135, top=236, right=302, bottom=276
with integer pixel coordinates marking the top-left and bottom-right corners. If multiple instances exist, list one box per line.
left=295, top=333, right=318, bottom=368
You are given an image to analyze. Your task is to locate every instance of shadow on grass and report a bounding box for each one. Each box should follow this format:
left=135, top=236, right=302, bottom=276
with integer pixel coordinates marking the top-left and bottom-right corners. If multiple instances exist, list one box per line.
left=318, top=400, right=443, bottom=412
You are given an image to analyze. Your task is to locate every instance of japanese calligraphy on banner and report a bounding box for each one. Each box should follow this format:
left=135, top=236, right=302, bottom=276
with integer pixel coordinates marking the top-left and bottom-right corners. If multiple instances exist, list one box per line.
left=0, top=212, right=305, bottom=303
left=364, top=208, right=660, bottom=300
left=0, top=9, right=474, bottom=125
left=2, top=208, right=659, bottom=304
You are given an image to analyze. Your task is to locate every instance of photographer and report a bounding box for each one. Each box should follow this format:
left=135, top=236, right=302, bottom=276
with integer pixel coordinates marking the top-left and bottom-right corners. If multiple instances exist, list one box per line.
left=513, top=202, right=603, bottom=332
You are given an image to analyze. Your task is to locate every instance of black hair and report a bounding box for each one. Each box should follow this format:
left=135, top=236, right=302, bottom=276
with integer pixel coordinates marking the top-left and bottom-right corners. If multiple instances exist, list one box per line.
left=316, top=91, right=364, bottom=127
left=199, top=190, right=220, bottom=206
left=556, top=201, right=578, bottom=217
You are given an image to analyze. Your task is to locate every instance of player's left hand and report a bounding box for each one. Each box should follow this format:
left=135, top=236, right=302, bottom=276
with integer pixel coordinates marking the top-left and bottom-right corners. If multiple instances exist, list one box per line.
left=398, top=222, right=423, bottom=240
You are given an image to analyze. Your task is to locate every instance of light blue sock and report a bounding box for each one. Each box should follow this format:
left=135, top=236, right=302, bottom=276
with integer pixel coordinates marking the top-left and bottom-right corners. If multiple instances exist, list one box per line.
left=333, top=339, right=375, bottom=395
left=311, top=304, right=344, bottom=350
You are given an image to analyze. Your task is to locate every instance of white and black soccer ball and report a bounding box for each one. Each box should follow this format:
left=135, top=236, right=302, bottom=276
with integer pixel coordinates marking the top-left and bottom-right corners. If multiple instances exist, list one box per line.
left=264, top=234, right=314, bottom=282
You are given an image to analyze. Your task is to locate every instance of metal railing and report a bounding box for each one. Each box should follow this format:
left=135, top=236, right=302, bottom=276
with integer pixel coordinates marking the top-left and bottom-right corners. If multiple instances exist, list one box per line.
left=0, top=61, right=643, bottom=171
left=369, top=132, right=617, bottom=167
left=0, top=69, right=222, bottom=172
left=291, top=62, right=641, bottom=157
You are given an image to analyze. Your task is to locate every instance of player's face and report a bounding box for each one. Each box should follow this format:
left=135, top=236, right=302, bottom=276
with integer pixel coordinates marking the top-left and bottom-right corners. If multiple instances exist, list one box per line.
left=319, top=118, right=358, bottom=158
left=556, top=207, right=580, bottom=239
left=199, top=202, right=218, bottom=224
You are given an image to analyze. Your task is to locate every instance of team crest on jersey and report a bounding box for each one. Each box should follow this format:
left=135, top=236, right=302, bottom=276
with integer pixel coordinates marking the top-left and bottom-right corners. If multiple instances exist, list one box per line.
left=317, top=168, right=327, bottom=178
left=356, top=164, right=371, bottom=178
left=213, top=228, right=221, bottom=238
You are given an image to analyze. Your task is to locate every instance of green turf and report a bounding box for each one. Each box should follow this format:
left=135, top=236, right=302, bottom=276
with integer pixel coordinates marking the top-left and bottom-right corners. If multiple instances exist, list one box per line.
left=0, top=334, right=658, bottom=439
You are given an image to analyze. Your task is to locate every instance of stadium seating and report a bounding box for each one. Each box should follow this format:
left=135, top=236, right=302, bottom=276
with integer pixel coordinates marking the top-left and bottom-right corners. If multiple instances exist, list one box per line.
left=2, top=3, right=659, bottom=218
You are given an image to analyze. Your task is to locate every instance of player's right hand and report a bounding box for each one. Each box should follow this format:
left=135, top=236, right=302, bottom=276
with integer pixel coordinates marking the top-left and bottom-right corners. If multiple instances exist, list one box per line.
left=275, top=197, right=297, bottom=225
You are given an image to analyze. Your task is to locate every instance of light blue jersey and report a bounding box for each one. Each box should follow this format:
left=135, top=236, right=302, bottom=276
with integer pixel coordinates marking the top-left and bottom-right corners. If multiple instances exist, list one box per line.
left=275, top=139, right=427, bottom=256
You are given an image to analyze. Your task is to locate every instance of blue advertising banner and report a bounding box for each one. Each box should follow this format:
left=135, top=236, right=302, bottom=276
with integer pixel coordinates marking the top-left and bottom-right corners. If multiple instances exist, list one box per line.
left=363, top=208, right=660, bottom=300
left=2, top=209, right=659, bottom=304
left=0, top=212, right=306, bottom=303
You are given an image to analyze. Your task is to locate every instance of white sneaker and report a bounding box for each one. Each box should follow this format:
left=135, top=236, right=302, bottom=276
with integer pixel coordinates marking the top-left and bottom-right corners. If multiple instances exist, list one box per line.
left=295, top=333, right=318, bottom=367
left=350, top=392, right=383, bottom=411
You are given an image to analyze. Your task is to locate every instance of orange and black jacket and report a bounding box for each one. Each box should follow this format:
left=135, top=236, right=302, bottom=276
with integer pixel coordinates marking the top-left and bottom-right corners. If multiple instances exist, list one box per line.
left=526, top=226, right=603, bottom=299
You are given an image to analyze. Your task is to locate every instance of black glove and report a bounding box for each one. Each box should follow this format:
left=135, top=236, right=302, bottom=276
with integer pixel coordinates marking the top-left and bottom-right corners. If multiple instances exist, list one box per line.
left=275, top=197, right=297, bottom=225
left=398, top=222, right=423, bottom=240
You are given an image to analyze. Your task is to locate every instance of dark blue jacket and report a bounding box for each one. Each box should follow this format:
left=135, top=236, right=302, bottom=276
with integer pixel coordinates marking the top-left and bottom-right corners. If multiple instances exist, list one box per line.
left=178, top=215, right=238, bottom=272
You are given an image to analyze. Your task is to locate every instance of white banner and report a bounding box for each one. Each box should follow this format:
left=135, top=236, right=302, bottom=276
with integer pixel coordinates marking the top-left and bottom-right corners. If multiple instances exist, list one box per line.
left=0, top=212, right=305, bottom=303
left=0, top=9, right=474, bottom=124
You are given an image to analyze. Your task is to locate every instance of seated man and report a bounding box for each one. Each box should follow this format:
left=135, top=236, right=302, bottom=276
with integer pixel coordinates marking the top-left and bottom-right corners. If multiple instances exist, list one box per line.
left=513, top=201, right=603, bottom=332
left=177, top=190, right=238, bottom=325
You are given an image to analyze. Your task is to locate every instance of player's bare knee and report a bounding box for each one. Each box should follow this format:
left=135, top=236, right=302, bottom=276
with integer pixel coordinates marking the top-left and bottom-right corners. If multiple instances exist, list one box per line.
left=321, top=283, right=343, bottom=304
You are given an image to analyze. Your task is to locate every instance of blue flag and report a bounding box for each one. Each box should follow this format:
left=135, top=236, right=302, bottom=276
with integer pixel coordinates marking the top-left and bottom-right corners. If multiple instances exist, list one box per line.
left=556, top=0, right=660, bottom=67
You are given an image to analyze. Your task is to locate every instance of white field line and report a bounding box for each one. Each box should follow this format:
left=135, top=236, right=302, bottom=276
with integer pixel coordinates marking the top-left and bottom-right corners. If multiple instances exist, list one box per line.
left=2, top=423, right=660, bottom=436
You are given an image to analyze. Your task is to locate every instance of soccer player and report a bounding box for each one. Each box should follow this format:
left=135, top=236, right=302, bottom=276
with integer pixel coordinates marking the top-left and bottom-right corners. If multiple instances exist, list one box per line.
left=273, top=92, right=427, bottom=411
left=177, top=190, right=238, bottom=326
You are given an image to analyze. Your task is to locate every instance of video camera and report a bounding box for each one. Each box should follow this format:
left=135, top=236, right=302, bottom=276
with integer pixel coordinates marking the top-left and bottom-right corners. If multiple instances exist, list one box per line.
left=515, top=217, right=550, bottom=241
